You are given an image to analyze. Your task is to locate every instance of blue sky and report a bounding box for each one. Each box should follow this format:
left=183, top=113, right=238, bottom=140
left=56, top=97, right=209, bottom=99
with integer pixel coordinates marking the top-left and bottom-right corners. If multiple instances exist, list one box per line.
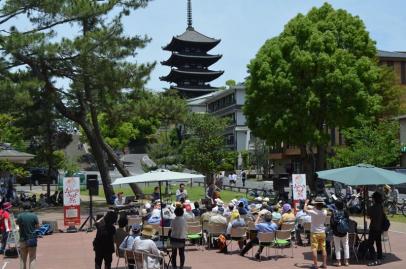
left=122, top=0, right=406, bottom=92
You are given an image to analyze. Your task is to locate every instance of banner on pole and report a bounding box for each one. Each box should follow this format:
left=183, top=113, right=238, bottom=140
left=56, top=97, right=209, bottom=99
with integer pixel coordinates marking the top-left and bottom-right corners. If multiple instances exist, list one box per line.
left=63, top=177, right=81, bottom=226
left=292, top=174, right=307, bottom=201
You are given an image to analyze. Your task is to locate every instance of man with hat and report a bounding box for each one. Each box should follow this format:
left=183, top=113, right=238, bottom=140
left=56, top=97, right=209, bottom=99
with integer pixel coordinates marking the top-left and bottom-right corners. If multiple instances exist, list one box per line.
left=119, top=224, right=141, bottom=269
left=304, top=197, right=327, bottom=269
left=240, top=211, right=278, bottom=259
left=133, top=225, right=162, bottom=269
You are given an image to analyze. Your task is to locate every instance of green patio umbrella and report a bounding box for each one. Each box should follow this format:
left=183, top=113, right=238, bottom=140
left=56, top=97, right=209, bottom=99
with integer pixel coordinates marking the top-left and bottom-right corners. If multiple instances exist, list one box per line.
left=317, top=163, right=406, bottom=235
left=316, top=163, right=406, bottom=186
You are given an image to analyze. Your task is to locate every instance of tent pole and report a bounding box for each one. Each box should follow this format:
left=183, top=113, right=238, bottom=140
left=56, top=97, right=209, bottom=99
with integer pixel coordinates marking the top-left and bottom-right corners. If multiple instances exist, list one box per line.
left=364, top=185, right=368, bottom=236
left=159, top=180, right=165, bottom=249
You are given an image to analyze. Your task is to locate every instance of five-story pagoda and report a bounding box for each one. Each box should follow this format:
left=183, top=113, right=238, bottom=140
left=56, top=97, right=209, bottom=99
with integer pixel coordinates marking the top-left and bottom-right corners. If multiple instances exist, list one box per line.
left=160, top=0, right=224, bottom=99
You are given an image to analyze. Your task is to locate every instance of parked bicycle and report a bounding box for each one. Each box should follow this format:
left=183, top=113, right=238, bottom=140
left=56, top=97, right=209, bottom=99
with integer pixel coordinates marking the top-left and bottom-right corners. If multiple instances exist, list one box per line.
left=386, top=198, right=406, bottom=217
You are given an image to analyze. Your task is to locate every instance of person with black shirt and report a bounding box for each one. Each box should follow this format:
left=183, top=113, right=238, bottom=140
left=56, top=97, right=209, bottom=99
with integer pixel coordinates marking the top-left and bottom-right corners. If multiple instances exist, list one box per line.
left=93, top=211, right=118, bottom=269
left=367, top=192, right=384, bottom=266
left=330, top=200, right=350, bottom=267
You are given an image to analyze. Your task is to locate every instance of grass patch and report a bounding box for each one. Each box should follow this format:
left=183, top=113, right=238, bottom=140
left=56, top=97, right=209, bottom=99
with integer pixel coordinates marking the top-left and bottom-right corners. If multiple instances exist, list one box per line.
left=81, top=183, right=245, bottom=203
left=388, top=214, right=406, bottom=224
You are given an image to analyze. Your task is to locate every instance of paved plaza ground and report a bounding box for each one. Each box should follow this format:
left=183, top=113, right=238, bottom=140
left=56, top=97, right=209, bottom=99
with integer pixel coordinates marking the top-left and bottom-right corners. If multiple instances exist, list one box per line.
left=1, top=206, right=406, bottom=269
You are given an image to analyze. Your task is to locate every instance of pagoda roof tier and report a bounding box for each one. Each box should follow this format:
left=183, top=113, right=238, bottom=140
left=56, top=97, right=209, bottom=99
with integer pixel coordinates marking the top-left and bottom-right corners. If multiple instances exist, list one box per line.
left=170, top=85, right=217, bottom=99
left=161, top=52, right=222, bottom=67
left=160, top=68, right=224, bottom=83
left=163, top=27, right=220, bottom=52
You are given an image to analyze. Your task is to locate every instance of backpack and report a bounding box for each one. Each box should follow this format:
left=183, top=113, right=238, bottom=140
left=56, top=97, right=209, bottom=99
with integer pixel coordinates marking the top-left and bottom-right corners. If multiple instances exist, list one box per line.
left=218, top=234, right=227, bottom=251
left=334, top=210, right=349, bottom=234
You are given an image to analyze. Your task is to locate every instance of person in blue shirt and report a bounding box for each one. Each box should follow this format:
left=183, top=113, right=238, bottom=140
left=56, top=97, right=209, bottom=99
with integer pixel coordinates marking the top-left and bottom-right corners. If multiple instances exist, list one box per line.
left=240, top=211, right=278, bottom=259
left=119, top=224, right=141, bottom=269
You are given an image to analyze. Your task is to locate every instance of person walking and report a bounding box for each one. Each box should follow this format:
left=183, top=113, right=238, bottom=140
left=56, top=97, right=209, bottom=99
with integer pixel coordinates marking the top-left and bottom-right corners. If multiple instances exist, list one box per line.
left=0, top=202, right=12, bottom=254
left=16, top=202, right=39, bottom=269
left=304, top=197, right=327, bottom=269
left=330, top=200, right=350, bottom=267
left=241, top=170, right=246, bottom=187
left=93, top=211, right=118, bottom=269
left=170, top=207, right=187, bottom=269
left=366, top=192, right=385, bottom=266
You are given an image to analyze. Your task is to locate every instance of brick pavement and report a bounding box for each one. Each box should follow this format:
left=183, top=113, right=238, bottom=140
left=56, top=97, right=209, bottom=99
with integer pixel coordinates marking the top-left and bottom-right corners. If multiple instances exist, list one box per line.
left=2, top=208, right=406, bottom=269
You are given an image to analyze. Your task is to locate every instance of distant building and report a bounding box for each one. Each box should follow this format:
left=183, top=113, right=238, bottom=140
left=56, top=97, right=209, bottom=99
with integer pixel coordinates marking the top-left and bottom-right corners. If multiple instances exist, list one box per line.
left=160, top=0, right=223, bottom=99
left=187, top=85, right=253, bottom=152
left=378, top=50, right=406, bottom=85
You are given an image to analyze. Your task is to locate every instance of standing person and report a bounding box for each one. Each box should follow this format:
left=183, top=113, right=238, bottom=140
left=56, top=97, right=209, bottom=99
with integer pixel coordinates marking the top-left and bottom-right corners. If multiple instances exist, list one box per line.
left=241, top=170, right=247, bottom=187
left=0, top=202, right=12, bottom=254
left=304, top=197, right=327, bottom=269
left=114, top=215, right=129, bottom=255
left=232, top=172, right=237, bottom=186
left=176, top=183, right=188, bottom=202
left=93, top=211, right=118, bottom=269
left=330, top=200, right=350, bottom=267
left=16, top=202, right=39, bottom=269
left=366, top=192, right=385, bottom=266
left=170, top=207, right=187, bottom=269
left=151, top=186, right=160, bottom=203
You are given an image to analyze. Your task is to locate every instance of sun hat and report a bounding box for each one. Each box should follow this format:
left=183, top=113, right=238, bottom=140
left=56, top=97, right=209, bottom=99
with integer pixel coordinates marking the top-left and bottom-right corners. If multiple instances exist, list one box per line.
left=184, top=204, right=192, bottom=212
left=144, top=202, right=151, bottom=209
left=215, top=198, right=224, bottom=206
left=312, top=197, right=325, bottom=205
left=141, top=225, right=156, bottom=237
left=251, top=207, right=259, bottom=214
left=255, top=197, right=263, bottom=202
left=263, top=197, right=270, bottom=202
left=2, top=202, right=12, bottom=210
left=282, top=203, right=292, bottom=213
left=231, top=199, right=238, bottom=205
left=131, top=224, right=141, bottom=233
left=228, top=202, right=235, bottom=208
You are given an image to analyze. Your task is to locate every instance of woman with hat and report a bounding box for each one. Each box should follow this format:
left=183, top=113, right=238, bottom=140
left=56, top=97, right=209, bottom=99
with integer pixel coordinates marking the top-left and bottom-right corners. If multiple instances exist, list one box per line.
left=0, top=202, right=12, bottom=254
left=170, top=206, right=187, bottom=269
left=279, top=203, right=295, bottom=226
left=133, top=225, right=162, bottom=269
left=304, top=197, right=328, bottom=269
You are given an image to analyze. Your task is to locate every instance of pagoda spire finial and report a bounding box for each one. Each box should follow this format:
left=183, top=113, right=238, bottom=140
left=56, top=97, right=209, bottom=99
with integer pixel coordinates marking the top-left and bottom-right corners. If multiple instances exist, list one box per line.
left=187, top=0, right=193, bottom=29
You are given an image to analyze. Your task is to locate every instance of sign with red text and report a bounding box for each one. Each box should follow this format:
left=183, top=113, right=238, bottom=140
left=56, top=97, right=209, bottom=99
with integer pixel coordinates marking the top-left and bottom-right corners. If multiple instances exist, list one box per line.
left=292, top=174, right=307, bottom=200
left=63, top=177, right=81, bottom=226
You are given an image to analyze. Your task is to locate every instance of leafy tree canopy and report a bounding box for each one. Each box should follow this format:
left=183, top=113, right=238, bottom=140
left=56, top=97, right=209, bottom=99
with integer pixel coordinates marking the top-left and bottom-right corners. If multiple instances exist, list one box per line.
left=328, top=120, right=400, bottom=167
left=244, top=3, right=399, bottom=148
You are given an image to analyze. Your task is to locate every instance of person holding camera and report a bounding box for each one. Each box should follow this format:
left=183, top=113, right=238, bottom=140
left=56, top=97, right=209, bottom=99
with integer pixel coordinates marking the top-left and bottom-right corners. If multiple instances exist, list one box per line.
left=176, top=184, right=188, bottom=202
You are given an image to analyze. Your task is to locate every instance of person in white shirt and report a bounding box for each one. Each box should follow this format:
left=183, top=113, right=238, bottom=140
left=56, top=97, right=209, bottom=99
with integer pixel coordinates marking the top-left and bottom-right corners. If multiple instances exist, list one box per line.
left=183, top=203, right=195, bottom=220
left=170, top=207, right=188, bottom=269
left=175, top=184, right=188, bottom=201
left=133, top=225, right=162, bottom=269
left=304, top=197, right=327, bottom=269
left=114, top=192, right=125, bottom=207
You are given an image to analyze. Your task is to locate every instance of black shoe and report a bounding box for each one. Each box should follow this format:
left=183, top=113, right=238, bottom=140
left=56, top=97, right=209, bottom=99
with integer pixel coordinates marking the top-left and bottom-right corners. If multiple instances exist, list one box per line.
left=240, top=252, right=245, bottom=257
left=255, top=253, right=260, bottom=260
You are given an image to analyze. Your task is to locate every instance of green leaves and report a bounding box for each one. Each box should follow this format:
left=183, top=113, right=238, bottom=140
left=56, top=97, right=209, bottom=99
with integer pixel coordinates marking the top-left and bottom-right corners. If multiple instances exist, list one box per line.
left=244, top=3, right=398, bottom=149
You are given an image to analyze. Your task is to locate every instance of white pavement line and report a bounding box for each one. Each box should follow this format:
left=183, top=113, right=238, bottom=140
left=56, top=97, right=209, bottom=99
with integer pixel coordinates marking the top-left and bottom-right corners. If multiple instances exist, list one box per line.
left=390, top=230, right=406, bottom=235
left=2, top=262, right=8, bottom=269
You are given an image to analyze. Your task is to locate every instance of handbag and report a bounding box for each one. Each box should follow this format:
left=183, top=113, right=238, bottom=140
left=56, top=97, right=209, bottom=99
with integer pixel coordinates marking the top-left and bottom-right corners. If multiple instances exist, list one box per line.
left=26, top=238, right=37, bottom=247
left=5, top=247, right=18, bottom=258
left=382, top=217, right=390, bottom=231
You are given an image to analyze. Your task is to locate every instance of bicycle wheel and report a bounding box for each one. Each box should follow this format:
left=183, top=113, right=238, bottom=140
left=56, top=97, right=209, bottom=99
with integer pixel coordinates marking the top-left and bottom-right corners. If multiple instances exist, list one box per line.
left=401, top=205, right=406, bottom=217
left=387, top=203, right=397, bottom=217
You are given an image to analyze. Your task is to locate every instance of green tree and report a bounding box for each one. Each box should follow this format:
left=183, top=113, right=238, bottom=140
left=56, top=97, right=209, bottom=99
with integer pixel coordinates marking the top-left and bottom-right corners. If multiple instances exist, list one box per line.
left=329, top=120, right=400, bottom=168
left=0, top=0, right=154, bottom=202
left=182, top=113, right=231, bottom=186
left=244, top=3, right=398, bottom=187
left=0, top=114, right=24, bottom=149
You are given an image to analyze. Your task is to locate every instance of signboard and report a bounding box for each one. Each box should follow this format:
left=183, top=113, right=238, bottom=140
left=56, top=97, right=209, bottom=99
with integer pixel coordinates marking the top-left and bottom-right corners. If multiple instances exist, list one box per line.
left=292, top=174, right=307, bottom=200
left=63, top=177, right=81, bottom=226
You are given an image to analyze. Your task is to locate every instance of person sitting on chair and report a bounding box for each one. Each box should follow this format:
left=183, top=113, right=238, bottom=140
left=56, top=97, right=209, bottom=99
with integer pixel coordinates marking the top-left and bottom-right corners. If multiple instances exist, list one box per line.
left=114, top=192, right=125, bottom=207
left=119, top=224, right=141, bottom=269
left=176, top=184, right=188, bottom=202
left=240, top=211, right=277, bottom=259
left=133, top=225, right=163, bottom=269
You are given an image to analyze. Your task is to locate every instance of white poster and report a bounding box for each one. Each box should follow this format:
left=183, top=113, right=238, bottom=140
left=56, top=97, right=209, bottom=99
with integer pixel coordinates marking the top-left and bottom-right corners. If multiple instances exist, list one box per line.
left=63, top=177, right=81, bottom=206
left=292, top=174, right=307, bottom=200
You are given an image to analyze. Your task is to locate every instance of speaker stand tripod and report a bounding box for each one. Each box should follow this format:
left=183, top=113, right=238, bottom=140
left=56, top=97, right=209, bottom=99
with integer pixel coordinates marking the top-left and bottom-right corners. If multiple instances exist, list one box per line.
left=79, top=191, right=97, bottom=232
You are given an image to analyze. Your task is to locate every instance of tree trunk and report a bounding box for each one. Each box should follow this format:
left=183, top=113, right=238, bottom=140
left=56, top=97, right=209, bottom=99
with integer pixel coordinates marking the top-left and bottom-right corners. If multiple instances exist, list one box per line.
left=81, top=122, right=114, bottom=203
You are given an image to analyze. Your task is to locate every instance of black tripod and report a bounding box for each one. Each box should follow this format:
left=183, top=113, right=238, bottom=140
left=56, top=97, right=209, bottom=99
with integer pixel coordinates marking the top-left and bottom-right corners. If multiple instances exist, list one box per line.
left=79, top=191, right=97, bottom=232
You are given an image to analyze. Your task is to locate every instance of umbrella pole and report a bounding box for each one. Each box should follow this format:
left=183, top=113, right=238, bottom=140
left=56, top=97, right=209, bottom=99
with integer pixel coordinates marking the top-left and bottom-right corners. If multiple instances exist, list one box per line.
left=363, top=186, right=368, bottom=236
left=159, top=181, right=165, bottom=249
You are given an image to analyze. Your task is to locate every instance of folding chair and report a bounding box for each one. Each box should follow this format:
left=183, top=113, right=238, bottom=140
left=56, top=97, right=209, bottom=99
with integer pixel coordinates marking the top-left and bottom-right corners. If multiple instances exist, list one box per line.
left=228, top=227, right=246, bottom=251
left=302, top=222, right=311, bottom=246
left=348, top=232, right=359, bottom=263
left=324, top=215, right=331, bottom=227
left=275, top=230, right=293, bottom=257
left=382, top=231, right=392, bottom=254
left=257, top=232, right=276, bottom=260
left=187, top=225, right=203, bottom=250
left=281, top=222, right=295, bottom=231
left=124, top=249, right=138, bottom=269
left=127, top=216, right=142, bottom=226
left=142, top=250, right=165, bottom=269
left=207, top=223, right=226, bottom=249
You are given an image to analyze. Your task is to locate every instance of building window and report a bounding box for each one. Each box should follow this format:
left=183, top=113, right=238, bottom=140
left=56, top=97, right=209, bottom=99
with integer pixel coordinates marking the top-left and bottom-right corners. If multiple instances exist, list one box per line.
left=225, top=134, right=234, bottom=146
left=401, top=62, right=406, bottom=85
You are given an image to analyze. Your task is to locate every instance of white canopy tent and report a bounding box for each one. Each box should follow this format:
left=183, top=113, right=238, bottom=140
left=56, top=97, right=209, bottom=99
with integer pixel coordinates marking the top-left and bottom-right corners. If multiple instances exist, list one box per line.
left=111, top=169, right=205, bottom=185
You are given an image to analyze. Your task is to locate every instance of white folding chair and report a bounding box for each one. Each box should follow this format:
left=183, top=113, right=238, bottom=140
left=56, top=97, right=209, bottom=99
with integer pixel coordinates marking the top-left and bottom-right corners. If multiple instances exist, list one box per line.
left=348, top=232, right=359, bottom=263
left=275, top=230, right=293, bottom=257
left=187, top=225, right=203, bottom=250
left=207, top=223, right=226, bottom=249
left=257, top=232, right=276, bottom=260
left=228, top=227, right=246, bottom=251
